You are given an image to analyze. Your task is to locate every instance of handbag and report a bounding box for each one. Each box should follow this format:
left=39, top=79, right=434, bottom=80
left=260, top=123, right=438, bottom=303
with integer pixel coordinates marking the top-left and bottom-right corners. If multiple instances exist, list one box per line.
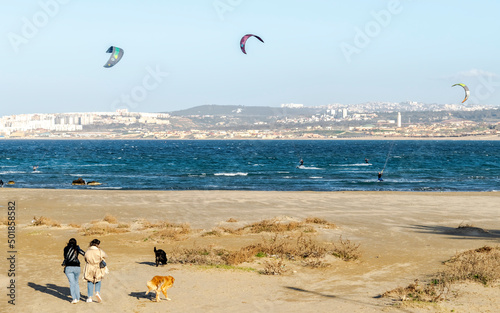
left=99, top=249, right=106, bottom=268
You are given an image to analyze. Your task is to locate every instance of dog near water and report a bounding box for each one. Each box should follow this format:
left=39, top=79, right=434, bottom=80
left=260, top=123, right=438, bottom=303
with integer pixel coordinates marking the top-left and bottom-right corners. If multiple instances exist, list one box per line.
left=146, top=276, right=175, bottom=302
left=154, top=247, right=167, bottom=267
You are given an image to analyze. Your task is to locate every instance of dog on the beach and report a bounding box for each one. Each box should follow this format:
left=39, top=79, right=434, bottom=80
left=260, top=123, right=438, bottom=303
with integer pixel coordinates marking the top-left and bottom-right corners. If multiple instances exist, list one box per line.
left=154, top=247, right=167, bottom=267
left=146, top=276, right=175, bottom=302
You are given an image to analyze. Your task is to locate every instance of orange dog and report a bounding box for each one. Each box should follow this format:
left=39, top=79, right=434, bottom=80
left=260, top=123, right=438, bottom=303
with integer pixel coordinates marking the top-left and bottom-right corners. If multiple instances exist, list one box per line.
left=146, top=276, right=175, bottom=302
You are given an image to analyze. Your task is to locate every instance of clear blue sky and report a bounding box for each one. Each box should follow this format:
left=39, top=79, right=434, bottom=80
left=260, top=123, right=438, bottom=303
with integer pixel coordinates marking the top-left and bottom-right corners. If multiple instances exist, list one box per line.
left=1, top=0, right=499, bottom=115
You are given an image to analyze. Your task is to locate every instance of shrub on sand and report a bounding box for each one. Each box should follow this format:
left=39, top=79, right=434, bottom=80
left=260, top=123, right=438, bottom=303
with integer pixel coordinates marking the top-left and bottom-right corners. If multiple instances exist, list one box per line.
left=261, top=258, right=287, bottom=275
left=140, top=219, right=188, bottom=230
left=302, top=257, right=328, bottom=268
left=382, top=279, right=449, bottom=303
left=146, top=223, right=191, bottom=241
left=442, top=246, right=500, bottom=285
left=31, top=216, right=61, bottom=227
left=168, top=246, right=229, bottom=265
left=383, top=246, right=500, bottom=303
left=201, top=229, right=223, bottom=237
left=81, top=223, right=128, bottom=236
left=224, top=245, right=261, bottom=265
left=330, top=236, right=361, bottom=261
left=102, top=214, right=118, bottom=224
left=250, top=234, right=327, bottom=261
left=304, top=217, right=336, bottom=228
left=240, top=219, right=304, bottom=233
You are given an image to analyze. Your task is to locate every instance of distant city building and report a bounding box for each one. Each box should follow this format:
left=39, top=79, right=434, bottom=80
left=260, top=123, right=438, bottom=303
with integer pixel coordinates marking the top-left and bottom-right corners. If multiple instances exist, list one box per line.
left=281, top=103, right=304, bottom=108
left=397, top=112, right=402, bottom=127
left=342, top=108, right=348, bottom=119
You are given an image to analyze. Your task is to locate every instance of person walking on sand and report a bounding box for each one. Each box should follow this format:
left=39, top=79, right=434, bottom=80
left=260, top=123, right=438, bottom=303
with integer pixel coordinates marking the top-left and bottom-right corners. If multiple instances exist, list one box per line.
left=63, top=238, right=85, bottom=304
left=84, top=239, right=107, bottom=303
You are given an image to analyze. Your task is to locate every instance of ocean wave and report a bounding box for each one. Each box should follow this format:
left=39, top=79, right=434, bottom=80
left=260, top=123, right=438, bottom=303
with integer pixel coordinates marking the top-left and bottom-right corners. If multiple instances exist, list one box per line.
left=79, top=164, right=125, bottom=167
left=335, top=163, right=371, bottom=167
left=214, top=172, right=248, bottom=176
left=297, top=166, right=322, bottom=170
left=94, top=186, right=122, bottom=190
left=188, top=174, right=207, bottom=177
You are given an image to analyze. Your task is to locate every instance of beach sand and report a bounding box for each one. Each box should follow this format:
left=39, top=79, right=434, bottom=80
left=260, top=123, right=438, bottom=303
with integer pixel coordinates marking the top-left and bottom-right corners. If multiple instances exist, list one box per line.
left=1, top=189, right=499, bottom=312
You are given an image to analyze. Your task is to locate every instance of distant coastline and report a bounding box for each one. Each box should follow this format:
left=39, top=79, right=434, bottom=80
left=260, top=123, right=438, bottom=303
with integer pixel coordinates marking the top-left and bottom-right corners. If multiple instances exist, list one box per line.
left=1, top=135, right=499, bottom=141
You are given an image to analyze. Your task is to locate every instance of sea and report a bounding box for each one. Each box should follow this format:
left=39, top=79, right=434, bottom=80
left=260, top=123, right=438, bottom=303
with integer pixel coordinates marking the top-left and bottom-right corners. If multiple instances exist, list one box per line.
left=0, top=140, right=499, bottom=192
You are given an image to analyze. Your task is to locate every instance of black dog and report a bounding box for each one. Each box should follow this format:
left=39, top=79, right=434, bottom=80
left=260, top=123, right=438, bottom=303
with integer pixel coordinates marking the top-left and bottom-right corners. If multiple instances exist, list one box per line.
left=154, top=247, right=167, bottom=267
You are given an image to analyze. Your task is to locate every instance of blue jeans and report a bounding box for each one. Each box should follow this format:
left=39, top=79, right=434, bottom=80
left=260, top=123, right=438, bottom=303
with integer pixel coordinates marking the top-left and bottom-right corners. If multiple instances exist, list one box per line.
left=87, top=281, right=101, bottom=297
left=64, top=266, right=81, bottom=301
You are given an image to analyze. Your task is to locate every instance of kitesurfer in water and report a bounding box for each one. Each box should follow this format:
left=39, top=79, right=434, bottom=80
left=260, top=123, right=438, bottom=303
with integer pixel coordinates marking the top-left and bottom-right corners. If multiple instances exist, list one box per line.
left=378, top=172, right=383, bottom=181
left=33, top=166, right=38, bottom=171
left=365, top=158, right=369, bottom=164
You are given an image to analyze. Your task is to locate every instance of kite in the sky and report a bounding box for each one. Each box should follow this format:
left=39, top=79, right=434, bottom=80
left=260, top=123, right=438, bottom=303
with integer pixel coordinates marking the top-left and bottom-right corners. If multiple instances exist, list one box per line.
left=452, top=83, right=470, bottom=103
left=240, top=34, right=264, bottom=54
left=103, top=46, right=124, bottom=68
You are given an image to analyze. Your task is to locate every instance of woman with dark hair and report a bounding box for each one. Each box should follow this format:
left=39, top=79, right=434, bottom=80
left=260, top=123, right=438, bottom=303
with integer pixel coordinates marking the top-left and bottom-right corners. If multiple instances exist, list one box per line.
left=63, top=238, right=85, bottom=304
left=84, top=239, right=107, bottom=303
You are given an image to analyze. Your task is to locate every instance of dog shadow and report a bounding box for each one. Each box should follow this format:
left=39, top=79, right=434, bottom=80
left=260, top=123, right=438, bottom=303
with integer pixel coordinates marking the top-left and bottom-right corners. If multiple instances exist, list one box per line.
left=284, top=286, right=336, bottom=298
left=136, top=261, right=158, bottom=267
left=129, top=291, right=156, bottom=301
left=28, top=282, right=79, bottom=302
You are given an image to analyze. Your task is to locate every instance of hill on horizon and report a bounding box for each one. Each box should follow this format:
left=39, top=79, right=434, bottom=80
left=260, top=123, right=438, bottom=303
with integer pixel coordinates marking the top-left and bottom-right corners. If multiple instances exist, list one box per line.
left=166, top=105, right=319, bottom=117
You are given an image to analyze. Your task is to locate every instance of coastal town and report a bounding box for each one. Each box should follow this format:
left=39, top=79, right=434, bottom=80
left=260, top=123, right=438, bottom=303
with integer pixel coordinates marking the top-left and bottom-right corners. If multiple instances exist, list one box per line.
left=1, top=102, right=499, bottom=139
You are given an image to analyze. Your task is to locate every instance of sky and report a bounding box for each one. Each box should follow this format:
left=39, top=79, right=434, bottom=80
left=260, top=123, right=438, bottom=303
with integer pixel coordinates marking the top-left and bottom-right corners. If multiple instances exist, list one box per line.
left=1, top=0, right=500, bottom=115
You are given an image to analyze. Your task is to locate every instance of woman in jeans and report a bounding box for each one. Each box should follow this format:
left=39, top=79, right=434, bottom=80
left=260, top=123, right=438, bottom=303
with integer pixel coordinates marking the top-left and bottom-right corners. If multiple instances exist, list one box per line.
left=84, top=239, right=107, bottom=303
left=63, top=238, right=85, bottom=304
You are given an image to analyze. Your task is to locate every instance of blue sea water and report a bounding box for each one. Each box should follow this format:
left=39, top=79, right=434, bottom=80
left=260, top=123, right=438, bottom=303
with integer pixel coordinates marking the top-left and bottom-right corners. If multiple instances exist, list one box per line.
left=0, top=140, right=498, bottom=192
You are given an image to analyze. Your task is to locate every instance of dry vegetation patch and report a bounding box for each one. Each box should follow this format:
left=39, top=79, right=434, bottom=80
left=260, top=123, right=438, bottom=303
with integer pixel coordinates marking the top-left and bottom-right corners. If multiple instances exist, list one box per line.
left=382, top=246, right=500, bottom=303
left=81, top=223, right=129, bottom=236
left=102, top=214, right=118, bottom=224
left=167, top=233, right=361, bottom=272
left=31, top=216, right=61, bottom=227
left=80, top=214, right=131, bottom=235
left=382, top=279, right=449, bottom=303
left=169, top=246, right=230, bottom=265
left=330, top=236, right=362, bottom=261
left=442, top=246, right=500, bottom=285
left=261, top=258, right=288, bottom=275
left=453, top=223, right=491, bottom=236
left=141, top=220, right=192, bottom=242
left=241, top=219, right=305, bottom=233
left=304, top=217, right=336, bottom=228
left=206, top=217, right=335, bottom=236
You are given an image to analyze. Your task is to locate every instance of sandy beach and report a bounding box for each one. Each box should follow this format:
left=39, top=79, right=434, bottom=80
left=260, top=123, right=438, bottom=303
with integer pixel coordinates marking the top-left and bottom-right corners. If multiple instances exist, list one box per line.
left=1, top=189, right=499, bottom=312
